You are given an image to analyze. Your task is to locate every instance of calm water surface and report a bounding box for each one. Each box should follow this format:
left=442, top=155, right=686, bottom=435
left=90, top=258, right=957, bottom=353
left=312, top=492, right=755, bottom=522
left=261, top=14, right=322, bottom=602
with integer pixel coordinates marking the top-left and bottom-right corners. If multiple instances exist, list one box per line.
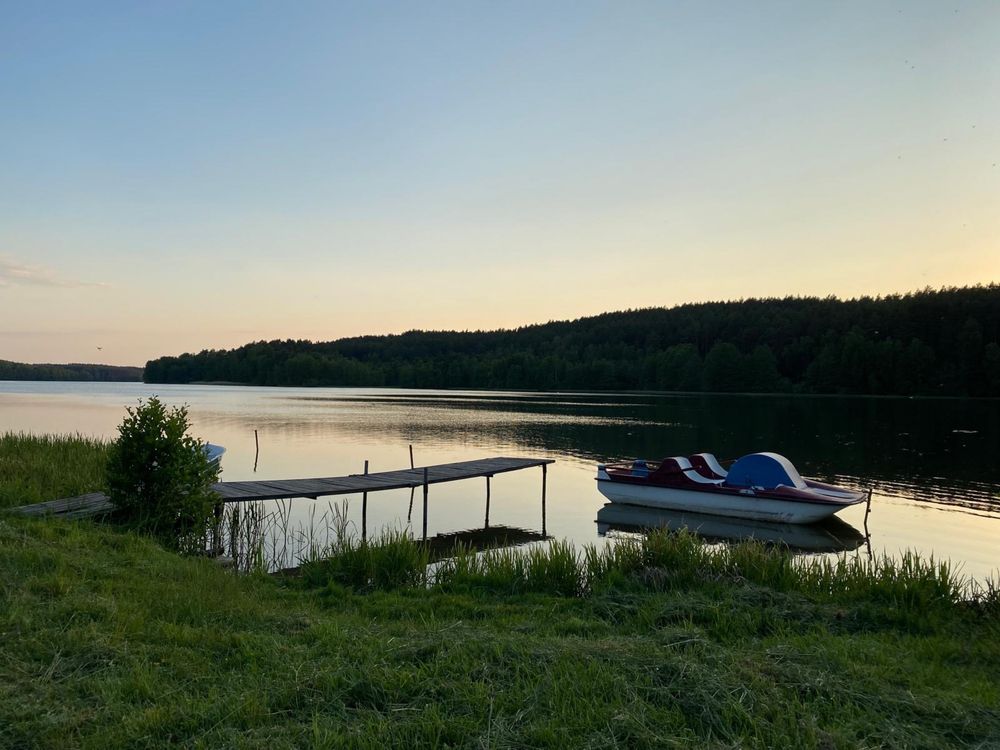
left=2, top=382, right=998, bottom=579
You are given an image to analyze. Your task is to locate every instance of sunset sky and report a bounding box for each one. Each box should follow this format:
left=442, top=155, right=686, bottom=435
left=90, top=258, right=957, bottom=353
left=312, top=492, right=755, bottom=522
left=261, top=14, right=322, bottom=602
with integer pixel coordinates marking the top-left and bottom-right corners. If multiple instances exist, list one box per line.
left=2, top=1, right=998, bottom=366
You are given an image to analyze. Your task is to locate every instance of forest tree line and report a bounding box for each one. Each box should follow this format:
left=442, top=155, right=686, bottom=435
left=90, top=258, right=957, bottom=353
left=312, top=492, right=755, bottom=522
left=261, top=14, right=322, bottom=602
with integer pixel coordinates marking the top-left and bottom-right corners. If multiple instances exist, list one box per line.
left=144, top=285, right=1000, bottom=396
left=0, top=361, right=143, bottom=382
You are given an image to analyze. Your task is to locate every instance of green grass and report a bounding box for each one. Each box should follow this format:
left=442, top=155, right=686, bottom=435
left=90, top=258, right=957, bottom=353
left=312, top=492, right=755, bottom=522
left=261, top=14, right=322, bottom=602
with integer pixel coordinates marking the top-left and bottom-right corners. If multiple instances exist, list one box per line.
left=300, top=528, right=431, bottom=591
left=2, top=435, right=999, bottom=748
left=0, top=432, right=110, bottom=509
left=3, top=516, right=999, bottom=749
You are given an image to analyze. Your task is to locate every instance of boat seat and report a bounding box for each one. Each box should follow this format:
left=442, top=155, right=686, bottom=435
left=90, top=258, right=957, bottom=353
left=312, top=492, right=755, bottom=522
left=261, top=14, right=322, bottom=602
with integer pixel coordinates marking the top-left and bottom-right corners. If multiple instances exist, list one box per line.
left=651, top=457, right=689, bottom=477
left=690, top=452, right=727, bottom=479
left=631, top=460, right=650, bottom=478
left=682, top=469, right=724, bottom=485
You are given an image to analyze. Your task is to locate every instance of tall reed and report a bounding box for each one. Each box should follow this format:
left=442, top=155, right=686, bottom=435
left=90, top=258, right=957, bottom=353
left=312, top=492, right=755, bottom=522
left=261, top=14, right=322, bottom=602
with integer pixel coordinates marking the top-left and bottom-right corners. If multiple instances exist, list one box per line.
left=219, top=498, right=356, bottom=573
left=300, top=528, right=430, bottom=591
left=0, top=432, right=110, bottom=509
left=437, top=539, right=581, bottom=595
left=214, top=490, right=976, bottom=610
left=303, top=525, right=974, bottom=611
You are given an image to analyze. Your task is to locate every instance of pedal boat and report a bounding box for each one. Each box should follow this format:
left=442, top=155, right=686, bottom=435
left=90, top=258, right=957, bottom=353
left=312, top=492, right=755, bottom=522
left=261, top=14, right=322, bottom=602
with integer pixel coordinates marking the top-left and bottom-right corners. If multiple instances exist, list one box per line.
left=204, top=443, right=225, bottom=468
left=596, top=452, right=867, bottom=524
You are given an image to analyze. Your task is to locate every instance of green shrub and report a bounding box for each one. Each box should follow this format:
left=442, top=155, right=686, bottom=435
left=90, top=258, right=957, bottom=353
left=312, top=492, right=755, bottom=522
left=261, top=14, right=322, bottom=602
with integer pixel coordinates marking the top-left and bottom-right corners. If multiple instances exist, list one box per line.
left=105, top=397, right=219, bottom=551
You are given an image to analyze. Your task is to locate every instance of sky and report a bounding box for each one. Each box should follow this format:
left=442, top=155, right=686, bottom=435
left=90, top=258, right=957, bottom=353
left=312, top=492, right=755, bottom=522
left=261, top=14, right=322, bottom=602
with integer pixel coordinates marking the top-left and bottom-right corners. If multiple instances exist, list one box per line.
left=1, top=1, right=998, bottom=366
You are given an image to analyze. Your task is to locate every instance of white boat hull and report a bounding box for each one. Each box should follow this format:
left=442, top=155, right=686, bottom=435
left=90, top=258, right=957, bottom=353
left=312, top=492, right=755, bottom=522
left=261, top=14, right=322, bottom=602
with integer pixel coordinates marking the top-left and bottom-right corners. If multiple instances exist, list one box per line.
left=596, top=479, right=851, bottom=524
left=204, top=443, right=225, bottom=469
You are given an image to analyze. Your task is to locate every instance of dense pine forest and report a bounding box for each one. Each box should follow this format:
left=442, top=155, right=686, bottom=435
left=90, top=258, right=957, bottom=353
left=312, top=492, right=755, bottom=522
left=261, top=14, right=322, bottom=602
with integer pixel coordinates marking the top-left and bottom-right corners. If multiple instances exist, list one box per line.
left=144, top=286, right=1000, bottom=396
left=0, top=361, right=143, bottom=382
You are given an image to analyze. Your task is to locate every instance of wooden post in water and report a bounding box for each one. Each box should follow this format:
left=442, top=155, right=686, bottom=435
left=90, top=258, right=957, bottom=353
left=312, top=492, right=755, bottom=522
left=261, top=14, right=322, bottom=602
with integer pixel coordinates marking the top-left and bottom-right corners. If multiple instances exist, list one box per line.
left=422, top=467, right=429, bottom=541
left=485, top=475, right=491, bottom=528
left=253, top=429, right=259, bottom=473
left=541, top=464, right=548, bottom=537
left=864, top=488, right=873, bottom=530
left=863, top=488, right=874, bottom=560
left=362, top=460, right=369, bottom=542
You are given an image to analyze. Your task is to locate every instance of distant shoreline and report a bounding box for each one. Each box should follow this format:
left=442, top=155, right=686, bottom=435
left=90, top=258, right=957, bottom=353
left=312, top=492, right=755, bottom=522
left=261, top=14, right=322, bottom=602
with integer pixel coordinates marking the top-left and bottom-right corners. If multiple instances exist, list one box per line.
left=0, top=360, right=142, bottom=383
left=145, top=285, right=1000, bottom=398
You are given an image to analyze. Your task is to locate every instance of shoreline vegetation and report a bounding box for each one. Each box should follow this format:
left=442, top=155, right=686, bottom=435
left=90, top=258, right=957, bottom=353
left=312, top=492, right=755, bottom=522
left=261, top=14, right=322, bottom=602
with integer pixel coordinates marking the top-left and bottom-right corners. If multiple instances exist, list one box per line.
left=0, top=433, right=111, bottom=509
left=1, top=434, right=999, bottom=747
left=144, top=285, right=1000, bottom=397
left=0, top=360, right=142, bottom=382
left=4, top=285, right=999, bottom=398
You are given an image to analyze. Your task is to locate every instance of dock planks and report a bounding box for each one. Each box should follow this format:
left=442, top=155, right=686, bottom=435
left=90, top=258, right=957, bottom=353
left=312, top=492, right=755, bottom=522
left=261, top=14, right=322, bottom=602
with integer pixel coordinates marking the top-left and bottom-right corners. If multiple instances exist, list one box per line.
left=9, top=457, right=554, bottom=519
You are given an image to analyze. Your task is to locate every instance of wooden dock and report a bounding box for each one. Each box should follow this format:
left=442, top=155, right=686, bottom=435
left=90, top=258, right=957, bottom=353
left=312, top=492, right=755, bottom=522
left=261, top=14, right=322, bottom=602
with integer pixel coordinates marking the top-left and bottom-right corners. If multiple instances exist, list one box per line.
left=9, top=456, right=554, bottom=537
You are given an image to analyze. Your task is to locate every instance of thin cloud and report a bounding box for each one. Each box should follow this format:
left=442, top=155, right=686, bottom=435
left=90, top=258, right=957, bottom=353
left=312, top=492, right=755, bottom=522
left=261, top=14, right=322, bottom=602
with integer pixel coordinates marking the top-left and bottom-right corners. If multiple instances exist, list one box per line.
left=0, top=257, right=107, bottom=288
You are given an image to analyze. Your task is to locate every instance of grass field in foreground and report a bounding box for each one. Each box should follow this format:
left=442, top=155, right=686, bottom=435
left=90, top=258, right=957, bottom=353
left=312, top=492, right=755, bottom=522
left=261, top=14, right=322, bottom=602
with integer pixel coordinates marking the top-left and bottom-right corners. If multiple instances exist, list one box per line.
left=1, top=435, right=998, bottom=748
left=2, top=515, right=999, bottom=749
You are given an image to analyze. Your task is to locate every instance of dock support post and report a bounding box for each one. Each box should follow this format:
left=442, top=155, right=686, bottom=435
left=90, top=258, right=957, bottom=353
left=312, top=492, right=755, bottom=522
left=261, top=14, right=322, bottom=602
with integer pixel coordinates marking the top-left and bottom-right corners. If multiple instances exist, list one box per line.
left=407, top=445, right=415, bottom=522
left=362, top=460, right=369, bottom=543
left=485, top=476, right=491, bottom=528
left=212, top=500, right=224, bottom=556
left=422, top=467, right=429, bottom=541
left=541, top=464, right=547, bottom=537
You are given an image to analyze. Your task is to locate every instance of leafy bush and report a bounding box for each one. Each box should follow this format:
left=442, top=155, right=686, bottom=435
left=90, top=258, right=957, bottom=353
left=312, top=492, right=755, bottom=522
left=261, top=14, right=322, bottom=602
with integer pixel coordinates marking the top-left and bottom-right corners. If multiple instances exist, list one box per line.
left=106, top=397, right=219, bottom=551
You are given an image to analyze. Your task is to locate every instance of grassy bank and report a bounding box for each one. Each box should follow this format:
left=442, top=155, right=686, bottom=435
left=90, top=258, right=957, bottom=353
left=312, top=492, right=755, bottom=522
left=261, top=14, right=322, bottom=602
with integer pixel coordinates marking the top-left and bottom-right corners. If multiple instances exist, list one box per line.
left=1, top=437, right=999, bottom=748
left=0, top=432, right=110, bottom=509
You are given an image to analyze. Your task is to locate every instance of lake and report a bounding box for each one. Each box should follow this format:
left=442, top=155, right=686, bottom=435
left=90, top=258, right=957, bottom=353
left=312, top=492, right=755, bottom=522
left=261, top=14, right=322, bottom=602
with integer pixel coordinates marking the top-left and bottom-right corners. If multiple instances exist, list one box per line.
left=1, top=381, right=998, bottom=580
